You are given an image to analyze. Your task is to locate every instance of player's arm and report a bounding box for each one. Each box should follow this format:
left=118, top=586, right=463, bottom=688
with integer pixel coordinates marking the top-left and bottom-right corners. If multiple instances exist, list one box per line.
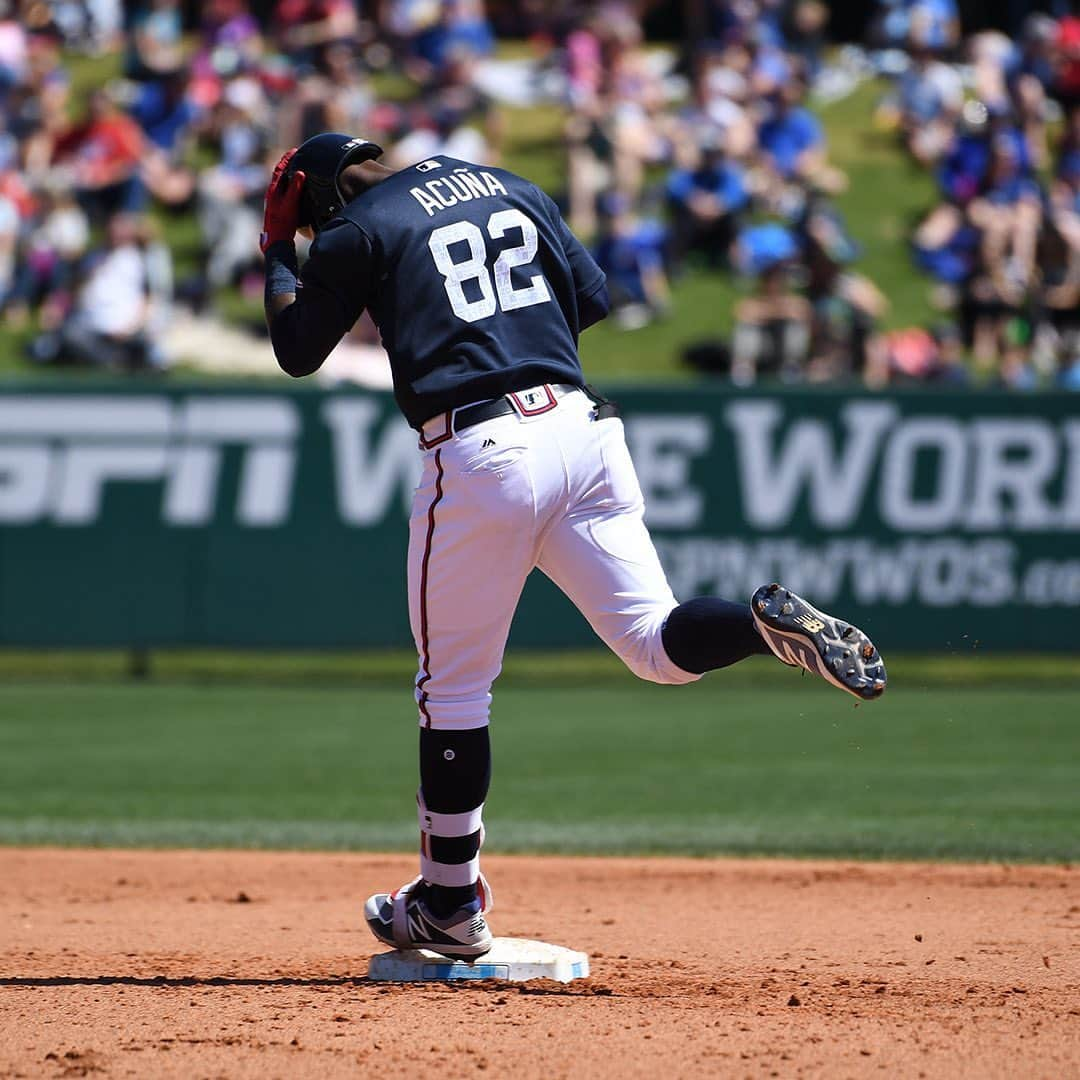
left=260, top=149, right=368, bottom=377
left=541, top=190, right=610, bottom=330
left=264, top=219, right=369, bottom=377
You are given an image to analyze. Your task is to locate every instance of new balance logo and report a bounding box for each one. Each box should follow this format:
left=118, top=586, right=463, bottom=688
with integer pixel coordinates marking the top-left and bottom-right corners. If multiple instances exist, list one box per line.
left=793, top=614, right=826, bottom=634
left=774, top=637, right=822, bottom=676
left=482, top=438, right=495, bottom=449
left=408, top=910, right=442, bottom=940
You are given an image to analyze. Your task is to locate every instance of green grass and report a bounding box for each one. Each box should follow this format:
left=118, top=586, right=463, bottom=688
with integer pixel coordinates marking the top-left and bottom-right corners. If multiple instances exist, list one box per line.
left=0, top=653, right=1076, bottom=861
left=0, top=56, right=936, bottom=378
left=2, top=648, right=1079, bottom=688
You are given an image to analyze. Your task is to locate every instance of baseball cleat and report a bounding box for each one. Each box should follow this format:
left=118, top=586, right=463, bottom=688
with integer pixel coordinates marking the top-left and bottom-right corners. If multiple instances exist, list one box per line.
left=364, top=874, right=494, bottom=958
left=751, top=583, right=887, bottom=701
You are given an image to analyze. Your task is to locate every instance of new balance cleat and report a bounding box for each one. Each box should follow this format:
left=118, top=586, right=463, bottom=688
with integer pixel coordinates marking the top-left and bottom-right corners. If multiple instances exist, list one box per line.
left=364, top=874, right=494, bottom=958
left=751, top=583, right=887, bottom=701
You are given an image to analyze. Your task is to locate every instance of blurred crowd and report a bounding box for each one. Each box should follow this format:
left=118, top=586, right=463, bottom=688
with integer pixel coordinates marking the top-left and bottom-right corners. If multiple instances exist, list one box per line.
left=562, top=0, right=1080, bottom=388
left=885, top=10, right=1080, bottom=389
left=1, top=0, right=505, bottom=370
left=0, top=0, right=1077, bottom=387
left=565, top=0, right=870, bottom=384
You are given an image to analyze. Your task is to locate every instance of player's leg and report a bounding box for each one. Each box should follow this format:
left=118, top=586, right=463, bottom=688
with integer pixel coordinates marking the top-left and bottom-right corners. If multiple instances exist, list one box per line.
left=365, top=422, right=539, bottom=957
left=534, top=396, right=763, bottom=684
left=538, top=398, right=886, bottom=697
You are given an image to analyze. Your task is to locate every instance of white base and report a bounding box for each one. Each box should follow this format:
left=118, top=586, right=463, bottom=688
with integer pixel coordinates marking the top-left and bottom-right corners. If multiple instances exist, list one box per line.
left=367, top=937, right=590, bottom=983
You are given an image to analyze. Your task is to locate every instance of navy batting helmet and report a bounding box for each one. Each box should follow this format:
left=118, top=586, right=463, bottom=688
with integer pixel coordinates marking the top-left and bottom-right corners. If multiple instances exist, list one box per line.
left=288, top=132, right=384, bottom=231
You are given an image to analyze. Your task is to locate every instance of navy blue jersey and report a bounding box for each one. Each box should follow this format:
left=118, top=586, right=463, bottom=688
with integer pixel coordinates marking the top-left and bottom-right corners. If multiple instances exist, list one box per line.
left=285, top=156, right=607, bottom=428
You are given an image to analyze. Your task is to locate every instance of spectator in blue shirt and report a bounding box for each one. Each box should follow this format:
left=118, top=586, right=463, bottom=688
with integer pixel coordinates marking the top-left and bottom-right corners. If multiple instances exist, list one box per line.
left=756, top=76, right=845, bottom=195
left=129, top=70, right=200, bottom=154
left=934, top=99, right=1035, bottom=204
left=912, top=210, right=981, bottom=285
left=962, top=137, right=1044, bottom=371
left=938, top=126, right=991, bottom=206
left=413, top=0, right=494, bottom=77
left=894, top=28, right=963, bottom=165
left=969, top=136, right=1042, bottom=267
left=874, top=0, right=959, bottom=52
left=666, top=138, right=749, bottom=271
left=758, top=87, right=822, bottom=178
left=592, top=191, right=671, bottom=330
left=907, top=0, right=960, bottom=52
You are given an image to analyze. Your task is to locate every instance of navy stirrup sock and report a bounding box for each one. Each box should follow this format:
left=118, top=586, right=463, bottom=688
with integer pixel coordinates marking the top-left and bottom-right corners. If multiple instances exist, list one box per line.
left=419, top=727, right=491, bottom=916
left=661, top=597, right=773, bottom=675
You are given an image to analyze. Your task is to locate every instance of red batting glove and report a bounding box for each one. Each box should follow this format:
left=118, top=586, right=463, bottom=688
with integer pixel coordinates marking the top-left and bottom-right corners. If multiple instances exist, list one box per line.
left=260, top=148, right=305, bottom=253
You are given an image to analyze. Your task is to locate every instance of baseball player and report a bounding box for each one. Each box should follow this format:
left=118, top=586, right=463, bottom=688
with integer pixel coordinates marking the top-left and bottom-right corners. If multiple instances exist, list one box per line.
left=261, top=133, right=886, bottom=960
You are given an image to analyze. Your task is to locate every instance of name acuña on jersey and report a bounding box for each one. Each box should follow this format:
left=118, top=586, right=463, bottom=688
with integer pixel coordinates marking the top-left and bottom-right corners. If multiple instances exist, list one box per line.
left=409, top=163, right=509, bottom=218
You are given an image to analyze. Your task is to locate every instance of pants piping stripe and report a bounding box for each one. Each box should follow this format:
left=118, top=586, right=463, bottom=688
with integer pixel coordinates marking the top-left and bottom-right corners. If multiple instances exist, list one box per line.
left=416, top=448, right=445, bottom=728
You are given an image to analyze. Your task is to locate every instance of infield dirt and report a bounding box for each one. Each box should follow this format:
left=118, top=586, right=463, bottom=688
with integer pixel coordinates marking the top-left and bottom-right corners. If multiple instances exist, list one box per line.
left=0, top=850, right=1076, bottom=1079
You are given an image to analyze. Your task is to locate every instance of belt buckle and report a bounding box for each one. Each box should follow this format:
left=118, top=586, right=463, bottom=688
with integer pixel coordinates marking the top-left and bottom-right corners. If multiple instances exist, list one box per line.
left=508, top=384, right=557, bottom=418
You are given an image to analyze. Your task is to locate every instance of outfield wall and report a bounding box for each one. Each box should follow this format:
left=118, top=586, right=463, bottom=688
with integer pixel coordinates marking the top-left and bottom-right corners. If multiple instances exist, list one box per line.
left=1, top=383, right=1077, bottom=650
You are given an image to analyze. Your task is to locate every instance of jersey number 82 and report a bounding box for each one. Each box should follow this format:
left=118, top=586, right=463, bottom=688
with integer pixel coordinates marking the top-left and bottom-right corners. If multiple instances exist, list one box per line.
left=428, top=209, right=552, bottom=324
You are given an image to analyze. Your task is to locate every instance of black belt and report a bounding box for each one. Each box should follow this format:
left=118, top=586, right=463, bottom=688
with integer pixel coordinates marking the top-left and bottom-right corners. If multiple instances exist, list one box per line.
left=453, top=383, right=619, bottom=433
left=452, top=383, right=572, bottom=432
left=420, top=383, right=620, bottom=449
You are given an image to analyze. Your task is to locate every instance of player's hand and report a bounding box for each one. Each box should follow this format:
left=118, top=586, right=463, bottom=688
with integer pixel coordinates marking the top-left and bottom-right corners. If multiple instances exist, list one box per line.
left=260, top=148, right=305, bottom=253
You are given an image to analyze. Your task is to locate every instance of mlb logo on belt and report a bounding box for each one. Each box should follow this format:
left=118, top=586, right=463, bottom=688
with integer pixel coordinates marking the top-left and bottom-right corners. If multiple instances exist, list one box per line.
left=509, top=385, right=557, bottom=417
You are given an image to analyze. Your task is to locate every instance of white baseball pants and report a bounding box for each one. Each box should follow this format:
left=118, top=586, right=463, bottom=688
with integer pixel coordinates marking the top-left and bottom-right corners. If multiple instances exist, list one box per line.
left=408, top=387, right=699, bottom=731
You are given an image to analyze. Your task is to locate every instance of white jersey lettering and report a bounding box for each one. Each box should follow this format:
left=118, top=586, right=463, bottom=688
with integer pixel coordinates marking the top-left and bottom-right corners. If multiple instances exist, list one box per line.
left=410, top=169, right=510, bottom=216
left=410, top=186, right=442, bottom=216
